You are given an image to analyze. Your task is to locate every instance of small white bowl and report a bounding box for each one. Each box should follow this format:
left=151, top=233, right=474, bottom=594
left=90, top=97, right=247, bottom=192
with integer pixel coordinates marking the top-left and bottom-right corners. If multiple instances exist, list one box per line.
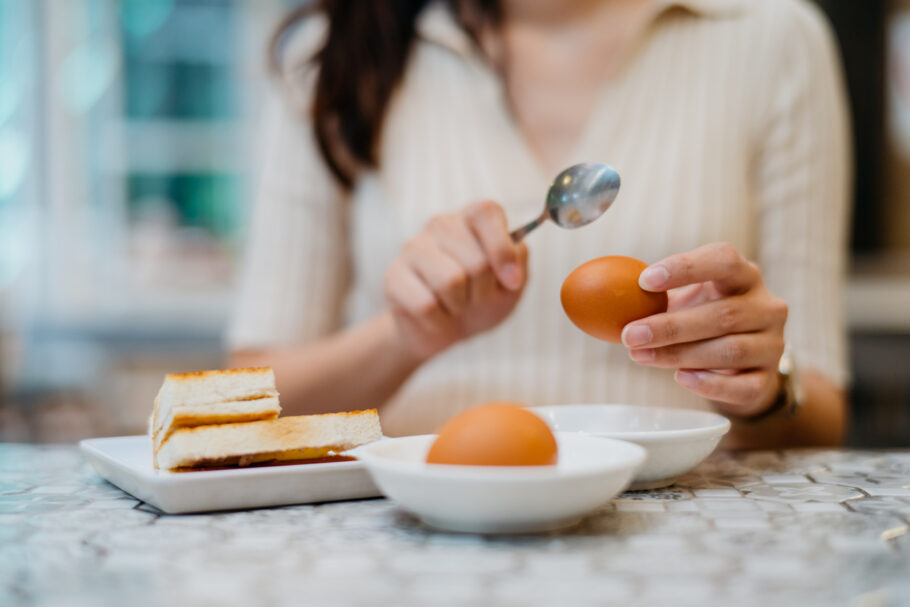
left=355, top=433, right=645, bottom=534
left=530, top=405, right=731, bottom=490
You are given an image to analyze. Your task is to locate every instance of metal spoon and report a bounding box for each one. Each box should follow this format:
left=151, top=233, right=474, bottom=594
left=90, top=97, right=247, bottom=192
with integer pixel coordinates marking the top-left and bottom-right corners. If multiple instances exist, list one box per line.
left=510, top=162, right=621, bottom=241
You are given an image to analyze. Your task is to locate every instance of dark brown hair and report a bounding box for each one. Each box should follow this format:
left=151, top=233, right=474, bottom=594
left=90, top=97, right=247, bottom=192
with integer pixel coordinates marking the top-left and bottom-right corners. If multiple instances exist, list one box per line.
left=271, top=1, right=497, bottom=189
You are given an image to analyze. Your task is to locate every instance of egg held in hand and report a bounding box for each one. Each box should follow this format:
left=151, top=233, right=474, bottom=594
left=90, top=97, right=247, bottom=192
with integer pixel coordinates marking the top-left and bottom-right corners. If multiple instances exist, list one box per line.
left=426, top=402, right=558, bottom=466
left=561, top=256, right=668, bottom=343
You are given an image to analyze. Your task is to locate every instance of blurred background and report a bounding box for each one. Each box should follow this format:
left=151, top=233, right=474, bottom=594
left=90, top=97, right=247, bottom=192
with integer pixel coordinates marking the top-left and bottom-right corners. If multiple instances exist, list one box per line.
left=0, top=0, right=908, bottom=446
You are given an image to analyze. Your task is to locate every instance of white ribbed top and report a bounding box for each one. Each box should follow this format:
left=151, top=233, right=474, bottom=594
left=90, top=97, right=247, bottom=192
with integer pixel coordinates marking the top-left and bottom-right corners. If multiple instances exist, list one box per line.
left=228, top=0, right=851, bottom=436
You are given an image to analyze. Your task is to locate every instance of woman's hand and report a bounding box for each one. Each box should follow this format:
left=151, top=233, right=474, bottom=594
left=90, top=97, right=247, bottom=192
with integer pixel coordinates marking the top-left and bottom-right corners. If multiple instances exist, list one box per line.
left=621, top=242, right=788, bottom=418
left=384, top=201, right=528, bottom=360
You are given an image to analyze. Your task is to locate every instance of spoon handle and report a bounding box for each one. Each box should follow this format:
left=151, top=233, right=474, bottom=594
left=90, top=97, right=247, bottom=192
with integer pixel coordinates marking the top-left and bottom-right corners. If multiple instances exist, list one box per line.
left=510, top=214, right=546, bottom=242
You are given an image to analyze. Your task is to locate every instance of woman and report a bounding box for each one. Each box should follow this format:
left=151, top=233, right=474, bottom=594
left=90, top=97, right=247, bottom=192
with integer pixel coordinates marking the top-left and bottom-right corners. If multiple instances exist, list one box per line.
left=229, top=0, right=850, bottom=448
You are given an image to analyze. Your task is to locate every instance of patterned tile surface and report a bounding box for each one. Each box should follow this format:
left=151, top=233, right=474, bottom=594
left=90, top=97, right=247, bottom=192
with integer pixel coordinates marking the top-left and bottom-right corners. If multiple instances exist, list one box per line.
left=1, top=445, right=909, bottom=607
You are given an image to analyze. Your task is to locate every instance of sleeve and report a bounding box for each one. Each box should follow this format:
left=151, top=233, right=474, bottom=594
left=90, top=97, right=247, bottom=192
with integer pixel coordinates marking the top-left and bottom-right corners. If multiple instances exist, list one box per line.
left=226, top=49, right=350, bottom=351
left=754, top=0, right=852, bottom=387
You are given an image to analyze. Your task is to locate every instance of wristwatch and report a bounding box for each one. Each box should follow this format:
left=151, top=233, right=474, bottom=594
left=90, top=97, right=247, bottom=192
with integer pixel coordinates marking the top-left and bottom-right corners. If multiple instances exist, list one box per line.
left=743, top=344, right=803, bottom=422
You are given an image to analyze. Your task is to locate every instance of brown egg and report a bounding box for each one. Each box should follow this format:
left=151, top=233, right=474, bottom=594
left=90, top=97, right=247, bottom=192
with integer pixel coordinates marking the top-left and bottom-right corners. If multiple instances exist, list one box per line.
left=426, top=402, right=558, bottom=466
left=561, top=256, right=668, bottom=343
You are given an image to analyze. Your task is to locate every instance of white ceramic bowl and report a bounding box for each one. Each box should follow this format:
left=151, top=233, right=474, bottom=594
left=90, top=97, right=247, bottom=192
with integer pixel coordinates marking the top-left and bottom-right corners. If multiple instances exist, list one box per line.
left=355, top=433, right=646, bottom=534
left=530, top=405, right=731, bottom=489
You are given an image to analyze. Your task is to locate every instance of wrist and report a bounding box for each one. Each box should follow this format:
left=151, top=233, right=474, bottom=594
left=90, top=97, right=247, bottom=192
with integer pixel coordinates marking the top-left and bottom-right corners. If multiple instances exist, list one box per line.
left=734, top=346, right=802, bottom=423
left=375, top=310, right=432, bottom=370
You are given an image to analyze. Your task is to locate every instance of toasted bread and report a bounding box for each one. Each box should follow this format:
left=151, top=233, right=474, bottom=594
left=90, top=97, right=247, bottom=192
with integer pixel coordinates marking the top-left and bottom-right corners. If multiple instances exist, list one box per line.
left=151, top=367, right=280, bottom=456
left=155, top=409, right=382, bottom=471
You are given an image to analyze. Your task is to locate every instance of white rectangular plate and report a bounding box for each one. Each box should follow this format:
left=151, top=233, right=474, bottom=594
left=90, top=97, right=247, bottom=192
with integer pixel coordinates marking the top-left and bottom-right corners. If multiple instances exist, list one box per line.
left=80, top=435, right=381, bottom=514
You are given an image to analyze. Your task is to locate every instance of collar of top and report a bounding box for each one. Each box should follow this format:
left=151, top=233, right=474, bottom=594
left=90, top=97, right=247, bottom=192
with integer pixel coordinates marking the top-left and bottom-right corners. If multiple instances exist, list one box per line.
left=416, top=0, right=746, bottom=58
left=660, top=0, right=747, bottom=17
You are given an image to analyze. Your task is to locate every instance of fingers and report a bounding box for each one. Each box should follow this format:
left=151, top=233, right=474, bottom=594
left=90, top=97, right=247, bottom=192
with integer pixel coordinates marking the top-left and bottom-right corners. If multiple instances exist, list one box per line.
left=675, top=368, right=779, bottom=415
left=628, top=333, right=785, bottom=371
left=383, top=202, right=528, bottom=359
left=639, top=242, right=761, bottom=295
left=625, top=242, right=786, bottom=413
left=383, top=259, right=448, bottom=333
left=405, top=237, right=468, bottom=316
left=426, top=214, right=497, bottom=305
left=465, top=200, right=525, bottom=291
left=622, top=295, right=788, bottom=349
left=385, top=201, right=527, bottom=325
left=665, top=283, right=714, bottom=312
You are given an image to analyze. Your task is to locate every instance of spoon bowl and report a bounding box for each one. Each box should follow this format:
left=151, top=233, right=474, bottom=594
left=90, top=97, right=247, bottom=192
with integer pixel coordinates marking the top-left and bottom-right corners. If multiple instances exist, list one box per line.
left=511, top=162, right=620, bottom=241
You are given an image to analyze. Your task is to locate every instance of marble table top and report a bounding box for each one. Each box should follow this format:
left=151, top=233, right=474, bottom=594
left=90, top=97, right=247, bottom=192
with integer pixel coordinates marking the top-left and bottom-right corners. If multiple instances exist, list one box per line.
left=1, top=444, right=909, bottom=607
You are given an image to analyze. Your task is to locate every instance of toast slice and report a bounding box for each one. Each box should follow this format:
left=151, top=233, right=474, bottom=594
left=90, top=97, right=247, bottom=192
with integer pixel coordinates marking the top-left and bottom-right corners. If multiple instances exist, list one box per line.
left=155, top=409, right=382, bottom=471
left=151, top=367, right=281, bottom=455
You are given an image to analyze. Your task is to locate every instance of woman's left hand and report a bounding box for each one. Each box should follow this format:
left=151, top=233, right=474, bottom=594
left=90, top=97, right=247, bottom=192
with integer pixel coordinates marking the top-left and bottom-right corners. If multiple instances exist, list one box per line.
left=621, top=242, right=789, bottom=418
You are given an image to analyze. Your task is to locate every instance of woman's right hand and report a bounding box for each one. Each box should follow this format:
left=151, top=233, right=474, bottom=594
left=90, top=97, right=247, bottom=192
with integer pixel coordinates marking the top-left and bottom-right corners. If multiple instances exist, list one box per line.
left=383, top=200, right=529, bottom=360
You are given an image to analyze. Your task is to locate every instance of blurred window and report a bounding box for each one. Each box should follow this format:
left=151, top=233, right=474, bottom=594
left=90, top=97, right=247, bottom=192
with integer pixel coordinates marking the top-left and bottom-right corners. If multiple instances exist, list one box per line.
left=0, top=0, right=39, bottom=300
left=1, top=0, right=289, bottom=401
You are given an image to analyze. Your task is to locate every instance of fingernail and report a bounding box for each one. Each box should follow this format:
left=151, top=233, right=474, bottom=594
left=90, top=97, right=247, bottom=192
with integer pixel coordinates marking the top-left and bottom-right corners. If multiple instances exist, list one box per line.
left=676, top=370, right=699, bottom=388
left=629, top=348, right=655, bottom=363
left=622, top=325, right=652, bottom=347
left=639, top=266, right=669, bottom=290
left=501, top=262, right=522, bottom=290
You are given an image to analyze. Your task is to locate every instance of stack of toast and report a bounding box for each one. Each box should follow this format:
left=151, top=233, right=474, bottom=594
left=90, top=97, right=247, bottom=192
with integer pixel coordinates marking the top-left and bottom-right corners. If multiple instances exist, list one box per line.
left=150, top=368, right=381, bottom=471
